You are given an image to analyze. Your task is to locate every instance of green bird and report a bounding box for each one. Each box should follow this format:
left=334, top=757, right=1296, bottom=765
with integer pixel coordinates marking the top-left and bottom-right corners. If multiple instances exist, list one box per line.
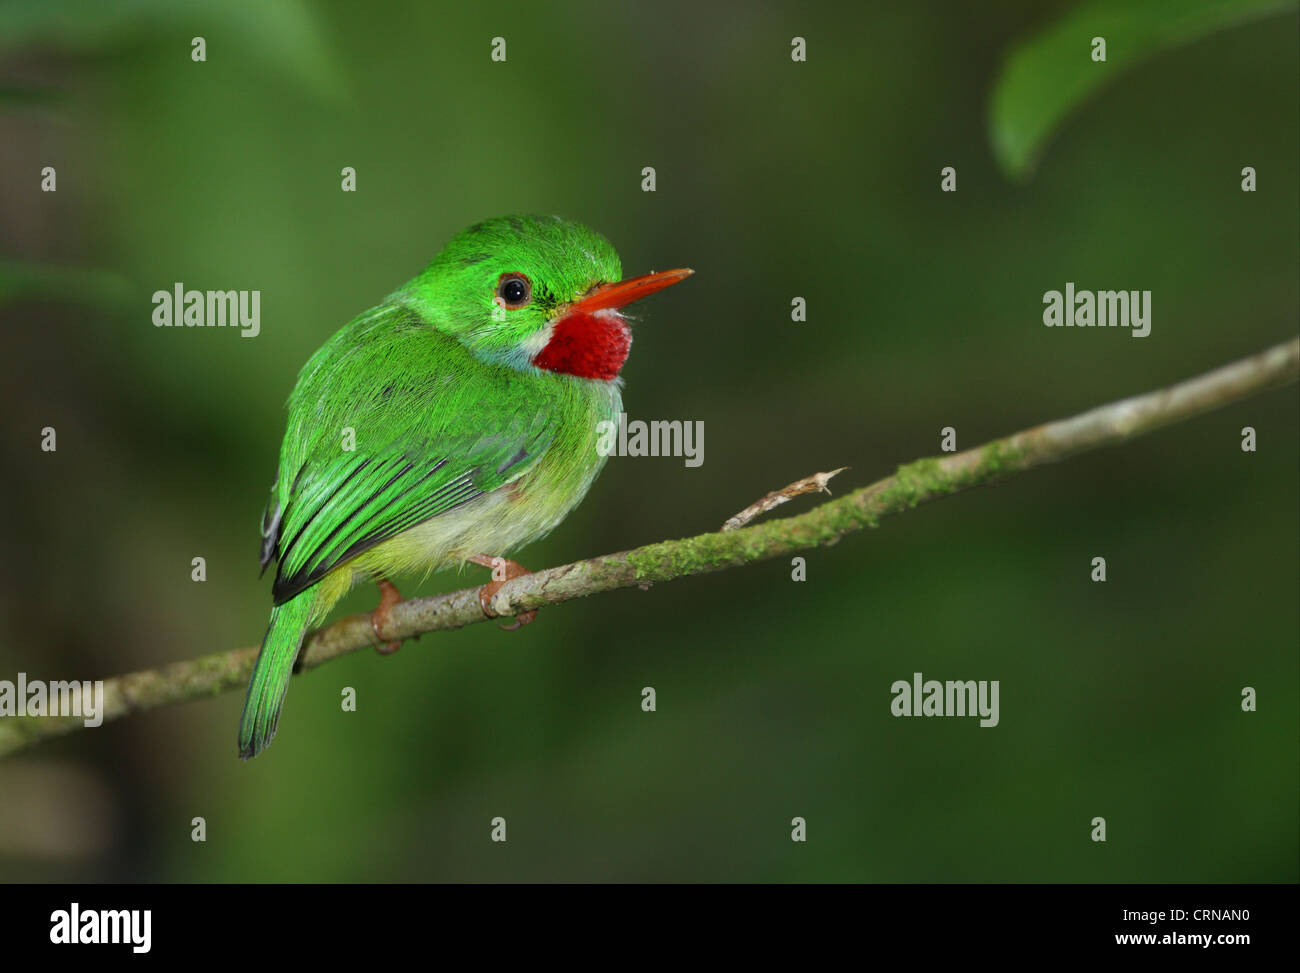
left=239, top=215, right=692, bottom=759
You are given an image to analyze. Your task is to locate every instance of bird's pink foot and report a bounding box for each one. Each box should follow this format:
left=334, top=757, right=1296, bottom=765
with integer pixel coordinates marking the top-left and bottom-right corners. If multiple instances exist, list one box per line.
left=468, top=554, right=536, bottom=630
left=370, top=579, right=404, bottom=654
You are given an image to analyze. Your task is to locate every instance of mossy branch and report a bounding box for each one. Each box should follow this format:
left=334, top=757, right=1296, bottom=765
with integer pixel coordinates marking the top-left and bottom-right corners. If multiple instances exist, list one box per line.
left=2, top=337, right=1296, bottom=757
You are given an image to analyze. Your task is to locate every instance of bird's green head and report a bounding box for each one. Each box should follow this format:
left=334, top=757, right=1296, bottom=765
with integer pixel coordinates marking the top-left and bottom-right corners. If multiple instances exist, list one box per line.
left=399, top=215, right=691, bottom=381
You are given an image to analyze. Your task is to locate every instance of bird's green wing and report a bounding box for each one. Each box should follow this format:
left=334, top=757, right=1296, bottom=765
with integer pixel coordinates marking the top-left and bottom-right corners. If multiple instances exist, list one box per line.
left=261, top=305, right=558, bottom=604
left=268, top=442, right=536, bottom=604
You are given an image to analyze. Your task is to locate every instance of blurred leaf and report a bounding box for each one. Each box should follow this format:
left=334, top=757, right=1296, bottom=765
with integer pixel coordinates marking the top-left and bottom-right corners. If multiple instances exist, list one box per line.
left=990, top=0, right=1298, bottom=179
left=0, top=84, right=65, bottom=107
left=0, top=260, right=132, bottom=309
left=0, top=0, right=343, bottom=101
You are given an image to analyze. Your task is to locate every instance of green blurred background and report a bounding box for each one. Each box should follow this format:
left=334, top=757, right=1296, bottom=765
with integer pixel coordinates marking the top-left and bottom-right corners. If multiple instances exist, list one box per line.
left=0, top=0, right=1296, bottom=882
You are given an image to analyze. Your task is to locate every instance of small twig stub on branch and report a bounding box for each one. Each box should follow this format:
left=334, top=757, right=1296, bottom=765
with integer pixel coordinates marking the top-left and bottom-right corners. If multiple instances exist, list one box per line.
left=722, top=468, right=849, bottom=531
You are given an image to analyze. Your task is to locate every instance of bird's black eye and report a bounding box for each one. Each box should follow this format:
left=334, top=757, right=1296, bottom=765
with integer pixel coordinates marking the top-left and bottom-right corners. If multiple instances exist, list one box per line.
left=497, top=273, right=532, bottom=309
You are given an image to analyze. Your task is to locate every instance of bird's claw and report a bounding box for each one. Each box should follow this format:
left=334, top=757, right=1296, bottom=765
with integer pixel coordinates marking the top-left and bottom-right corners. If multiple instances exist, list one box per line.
left=469, top=555, right=536, bottom=630
left=370, top=578, right=404, bottom=654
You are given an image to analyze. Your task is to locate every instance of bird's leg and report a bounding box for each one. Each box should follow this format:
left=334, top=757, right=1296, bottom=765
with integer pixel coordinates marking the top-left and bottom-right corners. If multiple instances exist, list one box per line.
left=370, top=578, right=404, bottom=655
left=467, top=554, right=537, bottom=631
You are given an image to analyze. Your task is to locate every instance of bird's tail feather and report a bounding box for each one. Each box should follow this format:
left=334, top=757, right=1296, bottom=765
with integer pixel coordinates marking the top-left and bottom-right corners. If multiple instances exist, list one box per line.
left=238, top=590, right=316, bottom=759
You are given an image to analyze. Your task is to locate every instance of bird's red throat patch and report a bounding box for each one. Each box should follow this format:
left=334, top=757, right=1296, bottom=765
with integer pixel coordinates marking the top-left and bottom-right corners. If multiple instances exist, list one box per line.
left=531, top=310, right=631, bottom=381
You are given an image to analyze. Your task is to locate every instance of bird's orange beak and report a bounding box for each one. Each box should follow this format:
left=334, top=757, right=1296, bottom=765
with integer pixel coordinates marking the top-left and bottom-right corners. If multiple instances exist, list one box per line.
left=570, top=268, right=694, bottom=313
